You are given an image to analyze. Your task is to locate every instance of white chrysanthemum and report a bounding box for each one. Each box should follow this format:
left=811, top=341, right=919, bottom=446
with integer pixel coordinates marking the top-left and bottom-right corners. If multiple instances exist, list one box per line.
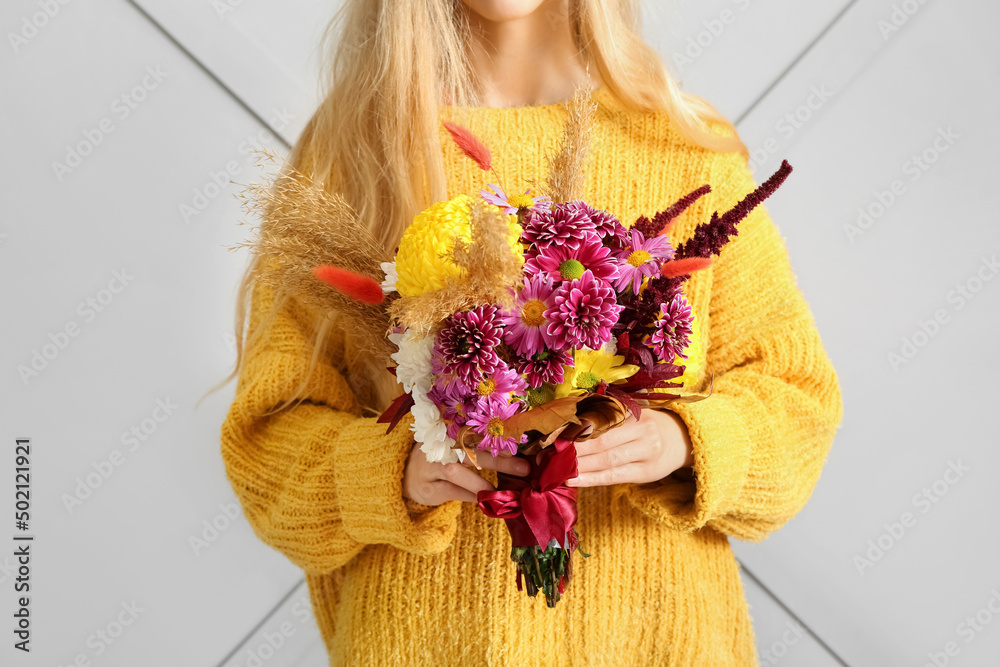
left=380, top=261, right=398, bottom=294
left=388, top=328, right=433, bottom=395
left=411, top=390, right=458, bottom=463
left=389, top=327, right=458, bottom=463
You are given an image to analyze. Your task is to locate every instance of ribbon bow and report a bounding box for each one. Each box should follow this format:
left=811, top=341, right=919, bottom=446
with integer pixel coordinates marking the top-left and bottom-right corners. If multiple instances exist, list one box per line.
left=477, top=437, right=580, bottom=552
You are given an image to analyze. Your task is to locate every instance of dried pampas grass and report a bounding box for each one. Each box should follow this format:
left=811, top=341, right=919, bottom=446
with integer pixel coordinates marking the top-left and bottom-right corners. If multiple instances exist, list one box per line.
left=229, top=148, right=393, bottom=359
left=545, top=85, right=598, bottom=204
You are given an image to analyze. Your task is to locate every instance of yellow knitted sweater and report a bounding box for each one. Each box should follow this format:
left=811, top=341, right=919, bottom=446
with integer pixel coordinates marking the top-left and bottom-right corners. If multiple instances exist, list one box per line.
left=220, top=87, right=843, bottom=666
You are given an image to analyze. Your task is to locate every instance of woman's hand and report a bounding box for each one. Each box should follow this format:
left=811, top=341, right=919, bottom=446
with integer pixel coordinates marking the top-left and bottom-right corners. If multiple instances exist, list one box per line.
left=566, top=409, right=694, bottom=487
left=402, top=442, right=530, bottom=506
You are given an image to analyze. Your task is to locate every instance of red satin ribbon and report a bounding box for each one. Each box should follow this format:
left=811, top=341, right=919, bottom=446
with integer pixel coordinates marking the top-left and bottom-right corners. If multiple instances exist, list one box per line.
left=477, top=437, right=579, bottom=552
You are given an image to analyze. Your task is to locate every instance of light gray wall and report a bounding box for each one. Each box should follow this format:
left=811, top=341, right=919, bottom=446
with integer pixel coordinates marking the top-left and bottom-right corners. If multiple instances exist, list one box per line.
left=1, top=1, right=996, bottom=665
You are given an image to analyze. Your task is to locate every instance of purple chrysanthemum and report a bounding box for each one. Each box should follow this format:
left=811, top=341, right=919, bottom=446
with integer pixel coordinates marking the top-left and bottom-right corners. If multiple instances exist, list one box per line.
left=433, top=304, right=503, bottom=386
left=613, top=228, right=675, bottom=295
left=524, top=236, right=617, bottom=284
left=563, top=201, right=630, bottom=248
left=522, top=202, right=599, bottom=251
left=473, top=364, right=527, bottom=399
left=649, top=294, right=693, bottom=362
left=500, top=275, right=557, bottom=356
left=428, top=377, right=475, bottom=439
left=515, top=348, right=573, bottom=387
left=545, top=269, right=624, bottom=350
left=480, top=183, right=552, bottom=215
left=466, top=395, right=525, bottom=456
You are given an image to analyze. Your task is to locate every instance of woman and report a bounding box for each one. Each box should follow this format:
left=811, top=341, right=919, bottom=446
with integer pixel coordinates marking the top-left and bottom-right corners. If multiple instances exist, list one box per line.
left=218, top=1, right=843, bottom=664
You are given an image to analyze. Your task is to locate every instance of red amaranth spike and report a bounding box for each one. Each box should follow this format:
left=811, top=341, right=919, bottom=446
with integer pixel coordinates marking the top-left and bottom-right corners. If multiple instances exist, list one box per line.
left=676, top=160, right=793, bottom=260
left=442, top=121, right=492, bottom=171
left=312, top=265, right=384, bottom=304
left=634, top=184, right=713, bottom=239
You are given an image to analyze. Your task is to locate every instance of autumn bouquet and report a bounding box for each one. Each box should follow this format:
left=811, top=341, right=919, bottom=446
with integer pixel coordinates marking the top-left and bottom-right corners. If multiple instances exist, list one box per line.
left=235, top=88, right=792, bottom=607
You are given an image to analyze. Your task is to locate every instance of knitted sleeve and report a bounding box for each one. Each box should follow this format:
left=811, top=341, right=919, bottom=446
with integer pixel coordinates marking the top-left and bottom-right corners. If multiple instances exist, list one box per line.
left=219, top=268, right=462, bottom=576
left=614, top=149, right=844, bottom=541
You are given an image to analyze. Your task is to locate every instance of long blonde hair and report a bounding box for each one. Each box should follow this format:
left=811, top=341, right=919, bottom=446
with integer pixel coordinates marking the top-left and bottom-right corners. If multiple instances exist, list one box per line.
left=208, top=0, right=748, bottom=414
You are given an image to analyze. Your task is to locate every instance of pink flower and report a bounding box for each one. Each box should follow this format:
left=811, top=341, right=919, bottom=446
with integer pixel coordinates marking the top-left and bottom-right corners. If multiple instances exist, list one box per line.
left=515, top=348, right=572, bottom=387
left=428, top=377, right=475, bottom=439
left=466, top=395, right=525, bottom=456
left=472, top=364, right=528, bottom=399
left=649, top=294, right=693, bottom=363
left=545, top=269, right=624, bottom=350
left=433, top=305, right=503, bottom=387
left=500, top=276, right=557, bottom=356
left=563, top=201, right=630, bottom=249
left=480, top=184, right=552, bottom=215
left=522, top=202, right=598, bottom=251
left=613, top=228, right=674, bottom=294
left=524, top=236, right=617, bottom=284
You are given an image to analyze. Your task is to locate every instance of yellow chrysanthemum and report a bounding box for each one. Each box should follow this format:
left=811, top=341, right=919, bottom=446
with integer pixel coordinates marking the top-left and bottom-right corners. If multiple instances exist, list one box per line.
left=555, top=349, right=639, bottom=398
left=394, top=194, right=522, bottom=297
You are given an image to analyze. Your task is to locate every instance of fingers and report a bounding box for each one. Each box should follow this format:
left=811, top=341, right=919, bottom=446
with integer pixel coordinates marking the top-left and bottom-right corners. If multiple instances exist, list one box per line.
left=404, top=444, right=506, bottom=505
left=431, top=480, right=479, bottom=504
left=461, top=450, right=530, bottom=476
left=574, top=420, right=638, bottom=456
left=438, top=461, right=495, bottom=497
left=414, top=479, right=482, bottom=505
left=410, top=462, right=495, bottom=505
left=575, top=440, right=650, bottom=474
left=566, top=462, right=648, bottom=487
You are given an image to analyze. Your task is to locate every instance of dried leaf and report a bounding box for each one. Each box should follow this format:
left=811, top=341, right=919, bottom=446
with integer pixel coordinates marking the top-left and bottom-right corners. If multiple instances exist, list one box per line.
left=538, top=422, right=583, bottom=448
left=503, top=396, right=583, bottom=444
left=575, top=394, right=630, bottom=438
left=454, top=425, right=483, bottom=469
left=602, top=389, right=642, bottom=422
left=376, top=392, right=414, bottom=433
left=638, top=371, right=716, bottom=407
